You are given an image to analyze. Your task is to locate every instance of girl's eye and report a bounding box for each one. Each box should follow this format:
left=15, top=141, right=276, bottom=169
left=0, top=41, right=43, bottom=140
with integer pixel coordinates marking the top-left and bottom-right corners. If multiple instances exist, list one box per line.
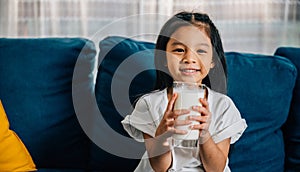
left=197, top=49, right=207, bottom=54
left=173, top=48, right=185, bottom=53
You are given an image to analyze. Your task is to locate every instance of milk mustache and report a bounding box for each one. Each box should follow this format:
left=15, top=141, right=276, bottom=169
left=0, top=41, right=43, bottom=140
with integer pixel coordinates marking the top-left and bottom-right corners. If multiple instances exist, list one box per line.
left=173, top=81, right=205, bottom=140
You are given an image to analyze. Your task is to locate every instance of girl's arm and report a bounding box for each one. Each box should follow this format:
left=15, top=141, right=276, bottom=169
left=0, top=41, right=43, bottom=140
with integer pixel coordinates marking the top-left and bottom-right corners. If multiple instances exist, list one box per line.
left=199, top=135, right=230, bottom=172
left=143, top=133, right=172, bottom=172
left=190, top=98, right=231, bottom=172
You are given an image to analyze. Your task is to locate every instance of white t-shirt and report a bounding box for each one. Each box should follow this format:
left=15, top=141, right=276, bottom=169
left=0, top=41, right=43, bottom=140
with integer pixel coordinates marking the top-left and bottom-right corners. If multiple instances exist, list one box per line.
left=121, top=87, right=247, bottom=172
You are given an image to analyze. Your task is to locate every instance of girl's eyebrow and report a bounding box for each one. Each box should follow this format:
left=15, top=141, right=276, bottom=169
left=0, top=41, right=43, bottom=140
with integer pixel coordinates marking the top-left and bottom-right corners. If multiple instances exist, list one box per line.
left=171, top=40, right=210, bottom=48
left=196, top=43, right=210, bottom=47
left=170, top=41, right=184, bottom=46
left=190, top=41, right=210, bottom=48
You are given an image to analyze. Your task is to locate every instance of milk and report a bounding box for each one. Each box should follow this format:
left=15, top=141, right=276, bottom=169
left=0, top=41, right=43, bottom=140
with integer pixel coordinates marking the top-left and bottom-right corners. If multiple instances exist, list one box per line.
left=173, top=82, right=205, bottom=140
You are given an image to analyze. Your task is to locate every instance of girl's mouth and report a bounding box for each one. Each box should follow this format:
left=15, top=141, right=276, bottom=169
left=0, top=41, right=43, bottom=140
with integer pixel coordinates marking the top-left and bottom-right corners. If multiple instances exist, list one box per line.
left=179, top=68, right=201, bottom=74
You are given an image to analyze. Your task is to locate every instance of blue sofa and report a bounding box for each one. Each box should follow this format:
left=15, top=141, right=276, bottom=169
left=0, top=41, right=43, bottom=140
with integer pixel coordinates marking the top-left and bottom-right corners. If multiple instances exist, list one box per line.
left=0, top=36, right=299, bottom=171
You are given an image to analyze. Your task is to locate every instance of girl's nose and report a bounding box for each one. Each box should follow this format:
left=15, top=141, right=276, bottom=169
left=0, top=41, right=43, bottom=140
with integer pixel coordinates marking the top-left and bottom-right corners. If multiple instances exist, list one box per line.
left=181, top=50, right=197, bottom=64
left=182, top=58, right=196, bottom=64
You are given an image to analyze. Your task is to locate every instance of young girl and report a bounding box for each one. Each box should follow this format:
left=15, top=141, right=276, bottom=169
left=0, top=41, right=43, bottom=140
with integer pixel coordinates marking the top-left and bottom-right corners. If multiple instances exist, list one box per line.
left=122, top=12, right=247, bottom=172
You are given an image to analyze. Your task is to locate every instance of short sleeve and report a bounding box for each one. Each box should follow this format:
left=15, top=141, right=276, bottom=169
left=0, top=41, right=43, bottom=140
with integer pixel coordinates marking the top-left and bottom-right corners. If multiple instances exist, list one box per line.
left=210, top=96, right=247, bottom=144
left=121, top=96, right=157, bottom=142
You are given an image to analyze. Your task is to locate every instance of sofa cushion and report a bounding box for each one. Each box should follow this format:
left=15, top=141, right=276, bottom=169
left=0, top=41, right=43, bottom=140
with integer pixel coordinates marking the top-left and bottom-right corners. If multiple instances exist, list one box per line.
left=226, top=52, right=297, bottom=171
left=0, top=38, right=96, bottom=169
left=275, top=47, right=300, bottom=171
left=0, top=100, right=36, bottom=171
left=91, top=36, right=156, bottom=171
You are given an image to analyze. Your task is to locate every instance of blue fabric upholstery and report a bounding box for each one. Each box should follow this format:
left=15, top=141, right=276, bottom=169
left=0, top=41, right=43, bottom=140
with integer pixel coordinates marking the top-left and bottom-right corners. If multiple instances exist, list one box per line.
left=91, top=36, right=156, bottom=171
left=0, top=36, right=298, bottom=171
left=0, top=38, right=96, bottom=169
left=275, top=47, right=300, bottom=171
left=226, top=52, right=297, bottom=171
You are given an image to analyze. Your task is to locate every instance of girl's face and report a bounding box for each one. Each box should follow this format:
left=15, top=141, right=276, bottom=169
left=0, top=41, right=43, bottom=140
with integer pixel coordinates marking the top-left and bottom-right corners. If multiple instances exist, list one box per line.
left=166, top=25, right=214, bottom=85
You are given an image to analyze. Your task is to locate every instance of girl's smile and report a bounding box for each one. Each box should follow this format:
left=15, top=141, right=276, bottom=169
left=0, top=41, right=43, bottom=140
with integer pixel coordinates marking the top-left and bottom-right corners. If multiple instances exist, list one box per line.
left=179, top=67, right=201, bottom=75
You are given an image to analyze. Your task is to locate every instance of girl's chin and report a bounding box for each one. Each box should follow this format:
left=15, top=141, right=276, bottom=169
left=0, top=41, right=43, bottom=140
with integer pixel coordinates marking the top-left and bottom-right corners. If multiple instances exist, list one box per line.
left=176, top=79, right=201, bottom=84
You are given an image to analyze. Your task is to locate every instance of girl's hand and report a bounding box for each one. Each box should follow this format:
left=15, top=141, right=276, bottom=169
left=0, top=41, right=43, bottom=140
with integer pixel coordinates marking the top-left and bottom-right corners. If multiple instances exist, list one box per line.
left=189, top=98, right=212, bottom=144
left=155, top=93, right=191, bottom=142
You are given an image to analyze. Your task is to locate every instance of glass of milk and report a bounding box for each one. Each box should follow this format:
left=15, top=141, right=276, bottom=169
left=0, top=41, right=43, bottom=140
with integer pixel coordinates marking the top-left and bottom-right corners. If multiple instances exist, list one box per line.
left=173, top=81, right=205, bottom=140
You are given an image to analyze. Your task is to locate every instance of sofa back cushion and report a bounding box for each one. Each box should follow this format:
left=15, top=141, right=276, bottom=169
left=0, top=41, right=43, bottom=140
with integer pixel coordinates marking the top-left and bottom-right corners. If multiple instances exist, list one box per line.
left=275, top=47, right=300, bottom=171
left=0, top=38, right=96, bottom=169
left=0, top=100, right=36, bottom=171
left=226, top=52, right=297, bottom=171
left=91, top=36, right=156, bottom=171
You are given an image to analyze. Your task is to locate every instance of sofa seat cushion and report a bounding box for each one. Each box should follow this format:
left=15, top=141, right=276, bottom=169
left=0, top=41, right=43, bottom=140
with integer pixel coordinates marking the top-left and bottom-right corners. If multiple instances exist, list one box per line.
left=0, top=38, right=96, bottom=169
left=35, top=169, right=85, bottom=172
left=0, top=100, right=36, bottom=171
left=226, top=52, right=297, bottom=171
left=275, top=47, right=300, bottom=171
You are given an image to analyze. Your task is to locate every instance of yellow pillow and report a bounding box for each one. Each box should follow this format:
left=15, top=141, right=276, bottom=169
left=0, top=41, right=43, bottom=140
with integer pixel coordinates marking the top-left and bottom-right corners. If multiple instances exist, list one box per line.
left=0, top=100, right=36, bottom=171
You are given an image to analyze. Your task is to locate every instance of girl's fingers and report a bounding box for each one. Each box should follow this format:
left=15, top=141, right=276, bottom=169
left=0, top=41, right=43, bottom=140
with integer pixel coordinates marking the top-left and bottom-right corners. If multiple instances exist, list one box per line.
left=192, top=106, right=207, bottom=114
left=167, top=93, right=177, bottom=112
left=167, top=109, right=190, bottom=120
left=165, top=118, right=175, bottom=126
left=173, top=109, right=190, bottom=116
left=189, top=115, right=209, bottom=123
left=173, top=129, right=188, bottom=135
left=164, top=121, right=188, bottom=135
left=190, top=123, right=209, bottom=130
left=161, top=109, right=190, bottom=131
left=174, top=118, right=192, bottom=126
left=192, top=98, right=210, bottom=117
left=199, top=98, right=209, bottom=109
